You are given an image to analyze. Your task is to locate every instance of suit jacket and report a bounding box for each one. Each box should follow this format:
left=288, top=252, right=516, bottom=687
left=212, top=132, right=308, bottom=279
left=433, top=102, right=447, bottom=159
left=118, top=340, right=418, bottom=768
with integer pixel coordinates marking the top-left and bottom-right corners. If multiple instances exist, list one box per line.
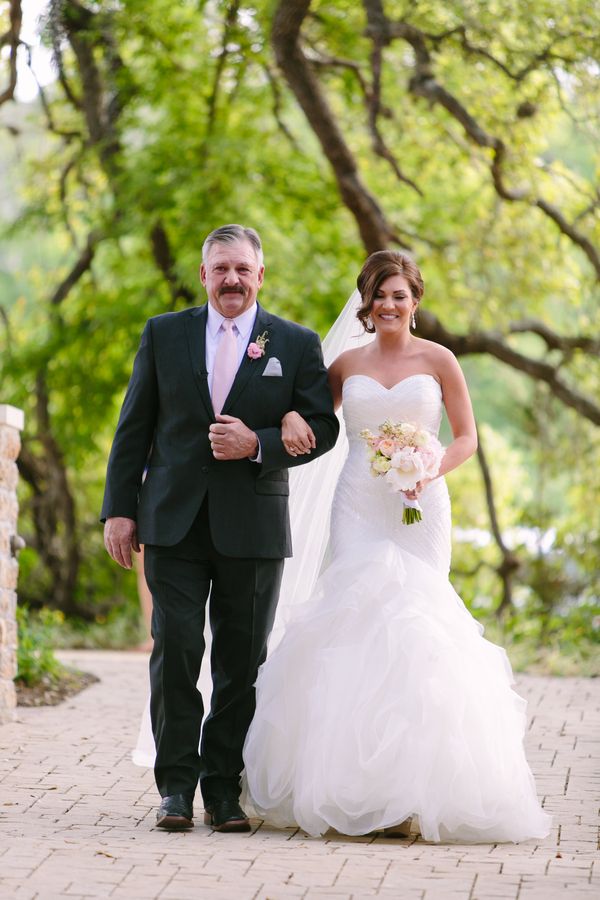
left=100, top=303, right=339, bottom=558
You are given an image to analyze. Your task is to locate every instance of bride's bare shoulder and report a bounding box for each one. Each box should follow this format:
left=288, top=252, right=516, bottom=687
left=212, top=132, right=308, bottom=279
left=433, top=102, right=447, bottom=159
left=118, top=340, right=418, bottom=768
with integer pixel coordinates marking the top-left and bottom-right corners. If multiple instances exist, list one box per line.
left=415, top=338, right=466, bottom=388
left=329, top=346, right=367, bottom=376
left=416, top=338, right=458, bottom=366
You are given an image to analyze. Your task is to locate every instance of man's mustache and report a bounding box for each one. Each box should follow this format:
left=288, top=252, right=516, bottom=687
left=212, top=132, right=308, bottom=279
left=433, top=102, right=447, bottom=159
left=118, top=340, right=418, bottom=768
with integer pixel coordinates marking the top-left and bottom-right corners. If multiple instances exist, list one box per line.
left=219, top=285, right=247, bottom=296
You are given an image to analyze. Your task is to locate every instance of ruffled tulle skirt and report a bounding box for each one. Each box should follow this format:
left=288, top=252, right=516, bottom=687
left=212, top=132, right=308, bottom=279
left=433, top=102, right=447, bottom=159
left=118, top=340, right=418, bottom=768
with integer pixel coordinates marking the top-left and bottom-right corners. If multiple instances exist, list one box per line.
left=242, top=539, right=551, bottom=843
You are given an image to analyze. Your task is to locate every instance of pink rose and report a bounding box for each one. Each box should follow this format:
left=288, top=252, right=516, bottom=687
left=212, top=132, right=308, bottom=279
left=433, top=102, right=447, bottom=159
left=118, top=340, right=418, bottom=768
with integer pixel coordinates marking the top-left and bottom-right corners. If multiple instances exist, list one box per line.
left=378, top=438, right=396, bottom=458
left=247, top=342, right=264, bottom=359
left=418, top=440, right=444, bottom=477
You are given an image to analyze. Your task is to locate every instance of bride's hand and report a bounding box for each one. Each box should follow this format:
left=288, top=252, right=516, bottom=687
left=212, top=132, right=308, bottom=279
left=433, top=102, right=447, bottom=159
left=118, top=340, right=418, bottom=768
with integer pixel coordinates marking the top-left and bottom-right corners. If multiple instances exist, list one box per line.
left=403, top=478, right=431, bottom=500
left=281, top=411, right=316, bottom=457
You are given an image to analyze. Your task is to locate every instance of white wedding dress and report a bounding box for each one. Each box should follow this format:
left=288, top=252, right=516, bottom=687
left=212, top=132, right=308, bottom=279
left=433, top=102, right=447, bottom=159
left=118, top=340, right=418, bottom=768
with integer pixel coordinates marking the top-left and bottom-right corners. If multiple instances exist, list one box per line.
left=242, top=373, right=552, bottom=843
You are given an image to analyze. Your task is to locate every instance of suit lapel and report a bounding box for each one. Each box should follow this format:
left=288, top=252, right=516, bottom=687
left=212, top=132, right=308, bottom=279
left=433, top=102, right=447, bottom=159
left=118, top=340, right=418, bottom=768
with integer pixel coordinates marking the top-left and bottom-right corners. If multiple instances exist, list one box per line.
left=185, top=305, right=214, bottom=418
left=222, top=305, right=273, bottom=414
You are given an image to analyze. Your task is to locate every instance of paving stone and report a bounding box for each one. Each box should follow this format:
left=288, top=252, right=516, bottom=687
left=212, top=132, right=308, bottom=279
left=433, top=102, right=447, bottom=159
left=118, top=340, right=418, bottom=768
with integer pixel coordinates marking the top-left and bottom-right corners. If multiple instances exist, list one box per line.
left=0, top=652, right=598, bottom=900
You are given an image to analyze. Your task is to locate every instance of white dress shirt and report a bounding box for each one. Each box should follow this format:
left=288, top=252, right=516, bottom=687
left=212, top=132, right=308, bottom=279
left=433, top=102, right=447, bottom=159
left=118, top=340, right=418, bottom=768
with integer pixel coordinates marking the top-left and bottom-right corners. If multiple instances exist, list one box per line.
left=206, top=301, right=258, bottom=393
left=206, top=301, right=261, bottom=461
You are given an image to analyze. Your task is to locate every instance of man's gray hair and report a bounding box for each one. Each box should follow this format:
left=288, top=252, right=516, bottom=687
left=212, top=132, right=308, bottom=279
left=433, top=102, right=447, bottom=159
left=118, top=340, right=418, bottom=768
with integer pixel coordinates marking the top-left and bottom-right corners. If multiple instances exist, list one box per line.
left=202, top=224, right=264, bottom=266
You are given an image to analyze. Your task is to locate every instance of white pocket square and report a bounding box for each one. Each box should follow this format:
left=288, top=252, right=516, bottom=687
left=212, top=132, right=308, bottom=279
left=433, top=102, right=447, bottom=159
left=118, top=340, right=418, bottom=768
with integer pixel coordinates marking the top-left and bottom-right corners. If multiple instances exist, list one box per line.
left=262, top=357, right=283, bottom=377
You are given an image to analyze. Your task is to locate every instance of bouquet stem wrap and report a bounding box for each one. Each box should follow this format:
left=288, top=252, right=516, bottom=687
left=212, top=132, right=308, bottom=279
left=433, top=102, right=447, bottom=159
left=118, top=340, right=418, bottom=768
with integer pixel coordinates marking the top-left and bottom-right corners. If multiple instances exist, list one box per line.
left=401, top=496, right=423, bottom=525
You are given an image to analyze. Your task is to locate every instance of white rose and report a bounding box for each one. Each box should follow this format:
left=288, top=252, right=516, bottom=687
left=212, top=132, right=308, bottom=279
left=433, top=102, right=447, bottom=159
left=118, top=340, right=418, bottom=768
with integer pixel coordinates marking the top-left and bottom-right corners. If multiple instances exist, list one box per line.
left=413, top=429, right=430, bottom=447
left=385, top=466, right=416, bottom=492
left=398, top=423, right=417, bottom=439
left=372, top=456, right=392, bottom=474
left=386, top=448, right=426, bottom=491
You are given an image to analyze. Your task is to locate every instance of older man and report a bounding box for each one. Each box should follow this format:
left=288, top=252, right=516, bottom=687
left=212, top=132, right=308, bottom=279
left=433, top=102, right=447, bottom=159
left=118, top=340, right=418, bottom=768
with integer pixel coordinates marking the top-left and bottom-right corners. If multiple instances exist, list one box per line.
left=101, top=225, right=339, bottom=831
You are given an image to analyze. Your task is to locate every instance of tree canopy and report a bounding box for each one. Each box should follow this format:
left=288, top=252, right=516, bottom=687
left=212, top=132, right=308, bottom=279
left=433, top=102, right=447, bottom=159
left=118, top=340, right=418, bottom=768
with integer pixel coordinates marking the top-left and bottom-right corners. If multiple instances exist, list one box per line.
left=0, top=0, right=598, bottom=666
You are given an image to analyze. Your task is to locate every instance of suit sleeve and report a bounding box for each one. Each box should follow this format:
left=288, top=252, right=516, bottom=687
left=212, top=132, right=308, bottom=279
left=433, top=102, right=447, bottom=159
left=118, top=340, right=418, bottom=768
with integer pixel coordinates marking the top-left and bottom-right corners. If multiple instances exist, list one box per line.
left=256, top=330, right=339, bottom=475
left=100, top=321, right=158, bottom=521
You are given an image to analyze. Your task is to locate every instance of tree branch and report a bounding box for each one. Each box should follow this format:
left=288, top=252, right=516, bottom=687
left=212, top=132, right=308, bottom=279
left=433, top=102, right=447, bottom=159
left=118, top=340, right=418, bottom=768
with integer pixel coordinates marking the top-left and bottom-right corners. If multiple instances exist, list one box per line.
left=263, top=62, right=301, bottom=150
left=272, top=0, right=398, bottom=253
left=417, top=310, right=600, bottom=425
left=16, top=442, right=44, bottom=494
left=451, top=27, right=577, bottom=84
left=535, top=198, right=600, bottom=276
left=204, top=0, right=241, bottom=144
left=364, top=20, right=422, bottom=195
left=508, top=319, right=600, bottom=354
left=61, top=1, right=105, bottom=142
left=149, top=223, right=196, bottom=310
left=50, top=230, right=101, bottom=306
left=475, top=426, right=520, bottom=615
left=0, top=303, right=13, bottom=360
left=0, top=0, right=22, bottom=106
left=58, top=155, right=82, bottom=245
left=45, top=5, right=83, bottom=110
left=58, top=0, right=122, bottom=177
left=363, top=1, right=600, bottom=279
left=304, top=45, right=371, bottom=105
left=24, top=44, right=82, bottom=139
left=271, top=3, right=600, bottom=426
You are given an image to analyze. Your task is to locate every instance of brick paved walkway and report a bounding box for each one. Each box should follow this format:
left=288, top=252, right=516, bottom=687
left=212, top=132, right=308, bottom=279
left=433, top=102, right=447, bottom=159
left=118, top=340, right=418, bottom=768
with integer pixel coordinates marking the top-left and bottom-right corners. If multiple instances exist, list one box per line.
left=0, top=651, right=598, bottom=899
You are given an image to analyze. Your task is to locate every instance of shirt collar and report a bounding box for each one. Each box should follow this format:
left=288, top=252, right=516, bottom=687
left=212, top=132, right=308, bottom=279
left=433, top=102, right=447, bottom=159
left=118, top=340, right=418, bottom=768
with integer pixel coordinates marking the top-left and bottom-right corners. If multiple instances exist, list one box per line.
left=206, top=301, right=258, bottom=342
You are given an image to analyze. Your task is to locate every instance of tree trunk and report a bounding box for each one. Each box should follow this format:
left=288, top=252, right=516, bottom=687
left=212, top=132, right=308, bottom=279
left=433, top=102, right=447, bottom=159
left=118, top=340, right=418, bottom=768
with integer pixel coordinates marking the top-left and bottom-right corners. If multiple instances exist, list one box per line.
left=17, top=373, right=82, bottom=617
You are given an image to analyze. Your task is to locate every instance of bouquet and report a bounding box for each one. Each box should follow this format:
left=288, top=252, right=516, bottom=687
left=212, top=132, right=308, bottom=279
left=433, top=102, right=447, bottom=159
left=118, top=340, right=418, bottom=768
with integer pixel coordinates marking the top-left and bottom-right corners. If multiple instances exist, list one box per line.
left=359, top=420, right=445, bottom=524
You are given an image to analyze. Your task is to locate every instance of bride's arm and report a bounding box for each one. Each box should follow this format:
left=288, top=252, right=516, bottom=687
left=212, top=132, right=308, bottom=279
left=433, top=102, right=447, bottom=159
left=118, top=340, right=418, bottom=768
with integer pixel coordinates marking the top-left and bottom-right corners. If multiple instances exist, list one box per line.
left=281, top=354, right=346, bottom=455
left=406, top=350, right=477, bottom=499
left=436, top=350, right=478, bottom=478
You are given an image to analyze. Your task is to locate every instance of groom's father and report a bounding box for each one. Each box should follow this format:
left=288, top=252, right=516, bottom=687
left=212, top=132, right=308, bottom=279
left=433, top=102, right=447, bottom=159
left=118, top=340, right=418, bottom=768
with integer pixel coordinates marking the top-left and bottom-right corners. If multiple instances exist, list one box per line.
left=101, top=225, right=339, bottom=832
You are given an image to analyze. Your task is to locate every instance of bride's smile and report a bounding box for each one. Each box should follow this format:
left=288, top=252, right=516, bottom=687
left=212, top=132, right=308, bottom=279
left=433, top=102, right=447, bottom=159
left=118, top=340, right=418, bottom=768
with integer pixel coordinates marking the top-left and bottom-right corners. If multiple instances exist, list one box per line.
left=371, top=274, right=416, bottom=332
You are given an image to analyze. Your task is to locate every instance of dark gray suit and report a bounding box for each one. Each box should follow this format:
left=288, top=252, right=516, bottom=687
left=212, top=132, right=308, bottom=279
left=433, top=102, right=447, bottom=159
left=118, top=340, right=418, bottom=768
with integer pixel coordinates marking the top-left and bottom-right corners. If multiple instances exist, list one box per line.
left=101, top=303, right=339, bottom=801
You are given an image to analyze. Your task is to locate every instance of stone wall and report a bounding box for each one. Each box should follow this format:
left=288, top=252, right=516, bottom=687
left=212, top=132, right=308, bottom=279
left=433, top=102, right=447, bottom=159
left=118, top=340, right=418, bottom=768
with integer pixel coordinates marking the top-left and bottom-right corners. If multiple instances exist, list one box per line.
left=0, top=405, right=24, bottom=724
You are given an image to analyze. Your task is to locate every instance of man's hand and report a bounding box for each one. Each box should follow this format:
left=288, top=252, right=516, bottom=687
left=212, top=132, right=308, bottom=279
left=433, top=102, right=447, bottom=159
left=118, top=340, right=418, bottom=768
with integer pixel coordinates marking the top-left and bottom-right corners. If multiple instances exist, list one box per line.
left=209, top=415, right=259, bottom=460
left=104, top=517, right=139, bottom=569
left=281, top=411, right=316, bottom=457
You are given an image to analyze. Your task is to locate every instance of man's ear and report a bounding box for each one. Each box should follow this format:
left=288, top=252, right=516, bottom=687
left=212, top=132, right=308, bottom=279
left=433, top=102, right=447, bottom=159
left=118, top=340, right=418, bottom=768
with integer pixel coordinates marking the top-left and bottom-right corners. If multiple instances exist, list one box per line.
left=200, top=263, right=207, bottom=286
left=257, top=265, right=265, bottom=289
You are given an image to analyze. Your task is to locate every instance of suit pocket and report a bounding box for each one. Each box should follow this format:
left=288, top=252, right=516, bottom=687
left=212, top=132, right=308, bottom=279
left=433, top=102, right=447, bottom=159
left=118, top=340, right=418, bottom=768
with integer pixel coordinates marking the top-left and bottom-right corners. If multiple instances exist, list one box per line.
left=255, top=480, right=290, bottom=496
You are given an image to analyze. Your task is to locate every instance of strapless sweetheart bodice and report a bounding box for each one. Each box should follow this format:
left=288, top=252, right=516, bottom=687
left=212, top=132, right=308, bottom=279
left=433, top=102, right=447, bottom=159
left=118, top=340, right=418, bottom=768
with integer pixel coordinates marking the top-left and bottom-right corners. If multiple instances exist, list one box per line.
left=342, top=373, right=444, bottom=446
left=331, top=373, right=451, bottom=573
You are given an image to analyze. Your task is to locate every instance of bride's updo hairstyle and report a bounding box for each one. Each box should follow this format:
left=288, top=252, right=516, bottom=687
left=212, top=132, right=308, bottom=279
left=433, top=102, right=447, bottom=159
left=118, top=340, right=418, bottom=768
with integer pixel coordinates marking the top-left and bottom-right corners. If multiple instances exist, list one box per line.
left=356, top=251, right=424, bottom=334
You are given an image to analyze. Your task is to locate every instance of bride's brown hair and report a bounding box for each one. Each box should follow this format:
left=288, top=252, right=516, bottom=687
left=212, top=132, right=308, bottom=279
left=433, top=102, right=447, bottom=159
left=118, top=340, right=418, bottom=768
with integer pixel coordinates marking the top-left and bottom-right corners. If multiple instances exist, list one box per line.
left=356, top=251, right=424, bottom=334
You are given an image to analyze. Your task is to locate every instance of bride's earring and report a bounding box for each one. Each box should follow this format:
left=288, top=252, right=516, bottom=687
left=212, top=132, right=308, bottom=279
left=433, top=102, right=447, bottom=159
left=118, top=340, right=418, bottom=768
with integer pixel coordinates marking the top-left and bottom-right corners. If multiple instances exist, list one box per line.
left=411, top=309, right=417, bottom=329
left=366, top=315, right=373, bottom=330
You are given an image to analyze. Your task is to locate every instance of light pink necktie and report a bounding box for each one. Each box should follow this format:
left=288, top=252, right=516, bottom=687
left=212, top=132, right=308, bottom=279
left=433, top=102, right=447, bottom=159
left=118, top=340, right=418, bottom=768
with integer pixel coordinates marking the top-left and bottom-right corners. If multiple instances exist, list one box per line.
left=211, top=319, right=238, bottom=415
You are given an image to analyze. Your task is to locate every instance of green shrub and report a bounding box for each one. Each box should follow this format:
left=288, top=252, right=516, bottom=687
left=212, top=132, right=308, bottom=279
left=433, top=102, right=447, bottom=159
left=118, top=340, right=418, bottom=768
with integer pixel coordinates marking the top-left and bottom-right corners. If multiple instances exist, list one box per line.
left=15, top=606, right=65, bottom=687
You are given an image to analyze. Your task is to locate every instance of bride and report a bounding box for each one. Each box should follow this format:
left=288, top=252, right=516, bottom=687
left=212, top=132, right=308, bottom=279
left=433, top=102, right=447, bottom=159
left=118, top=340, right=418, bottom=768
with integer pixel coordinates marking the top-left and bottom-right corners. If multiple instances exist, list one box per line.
left=242, top=250, right=551, bottom=843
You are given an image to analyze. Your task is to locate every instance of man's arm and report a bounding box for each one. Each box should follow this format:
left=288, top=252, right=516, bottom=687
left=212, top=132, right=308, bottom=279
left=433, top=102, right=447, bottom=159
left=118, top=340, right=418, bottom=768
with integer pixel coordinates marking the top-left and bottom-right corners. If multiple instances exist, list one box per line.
left=100, top=320, right=158, bottom=523
left=257, top=330, right=339, bottom=474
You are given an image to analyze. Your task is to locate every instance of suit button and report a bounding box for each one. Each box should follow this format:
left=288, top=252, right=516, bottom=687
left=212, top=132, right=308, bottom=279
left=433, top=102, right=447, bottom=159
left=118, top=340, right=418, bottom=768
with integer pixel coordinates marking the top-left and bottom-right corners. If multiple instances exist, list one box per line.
left=201, top=466, right=209, bottom=474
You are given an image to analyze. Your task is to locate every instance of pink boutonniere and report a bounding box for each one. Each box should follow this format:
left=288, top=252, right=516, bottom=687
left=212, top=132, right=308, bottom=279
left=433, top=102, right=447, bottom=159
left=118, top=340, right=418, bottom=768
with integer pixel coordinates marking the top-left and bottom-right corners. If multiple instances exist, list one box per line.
left=247, top=330, right=269, bottom=359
